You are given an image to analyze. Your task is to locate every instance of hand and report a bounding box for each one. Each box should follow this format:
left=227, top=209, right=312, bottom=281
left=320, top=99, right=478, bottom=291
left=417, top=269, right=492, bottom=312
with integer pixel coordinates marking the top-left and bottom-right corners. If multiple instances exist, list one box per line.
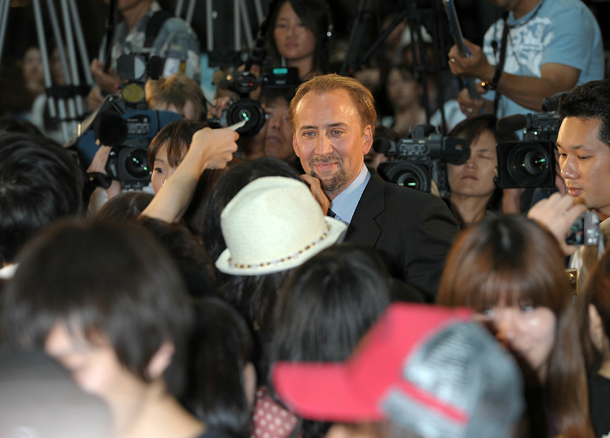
left=190, top=127, right=239, bottom=171
left=457, top=87, right=487, bottom=117
left=90, top=58, right=121, bottom=95
left=87, top=86, right=105, bottom=112
left=207, top=96, right=231, bottom=120
left=87, top=145, right=122, bottom=199
left=501, top=188, right=526, bottom=215
left=447, top=40, right=493, bottom=80
left=300, top=174, right=330, bottom=214
left=527, top=193, right=587, bottom=256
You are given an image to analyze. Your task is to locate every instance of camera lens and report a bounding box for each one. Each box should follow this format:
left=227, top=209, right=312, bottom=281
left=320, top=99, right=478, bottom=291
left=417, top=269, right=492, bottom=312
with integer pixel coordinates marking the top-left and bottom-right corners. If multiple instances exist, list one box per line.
left=125, top=148, right=150, bottom=179
left=507, top=142, right=552, bottom=186
left=226, top=98, right=266, bottom=136
left=522, top=150, right=547, bottom=175
left=378, top=162, right=430, bottom=192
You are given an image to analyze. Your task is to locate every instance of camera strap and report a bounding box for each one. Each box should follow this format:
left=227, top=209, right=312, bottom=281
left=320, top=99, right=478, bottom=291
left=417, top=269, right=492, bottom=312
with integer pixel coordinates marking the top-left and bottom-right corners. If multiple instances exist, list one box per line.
left=493, top=14, right=509, bottom=115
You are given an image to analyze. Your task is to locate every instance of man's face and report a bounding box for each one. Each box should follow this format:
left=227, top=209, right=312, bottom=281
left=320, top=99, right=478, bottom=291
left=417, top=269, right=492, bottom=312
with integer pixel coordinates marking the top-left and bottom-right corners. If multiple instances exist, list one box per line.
left=263, top=97, right=294, bottom=162
left=292, top=89, right=372, bottom=199
left=557, top=117, right=610, bottom=217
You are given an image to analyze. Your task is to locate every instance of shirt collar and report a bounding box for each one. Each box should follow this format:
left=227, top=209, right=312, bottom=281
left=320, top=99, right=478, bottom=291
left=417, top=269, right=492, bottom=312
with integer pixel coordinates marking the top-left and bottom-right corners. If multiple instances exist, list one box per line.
left=329, top=164, right=370, bottom=225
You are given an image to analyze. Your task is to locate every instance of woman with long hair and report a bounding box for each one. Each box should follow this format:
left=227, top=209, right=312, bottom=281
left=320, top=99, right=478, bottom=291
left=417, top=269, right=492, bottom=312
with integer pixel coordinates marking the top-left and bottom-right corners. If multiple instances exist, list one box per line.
left=437, top=215, right=593, bottom=438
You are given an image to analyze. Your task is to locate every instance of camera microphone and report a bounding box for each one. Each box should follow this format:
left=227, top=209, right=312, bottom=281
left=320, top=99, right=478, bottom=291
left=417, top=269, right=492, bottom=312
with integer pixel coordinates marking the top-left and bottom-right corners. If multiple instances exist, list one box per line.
left=96, top=110, right=128, bottom=147
left=497, top=114, right=527, bottom=134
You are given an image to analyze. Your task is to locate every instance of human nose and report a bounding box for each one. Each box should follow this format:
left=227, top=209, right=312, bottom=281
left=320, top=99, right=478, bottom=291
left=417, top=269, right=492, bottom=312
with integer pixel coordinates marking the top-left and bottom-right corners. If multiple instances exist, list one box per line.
left=493, top=309, right=521, bottom=347
left=314, top=133, right=334, bottom=155
left=560, top=155, right=579, bottom=180
left=269, top=113, right=281, bottom=130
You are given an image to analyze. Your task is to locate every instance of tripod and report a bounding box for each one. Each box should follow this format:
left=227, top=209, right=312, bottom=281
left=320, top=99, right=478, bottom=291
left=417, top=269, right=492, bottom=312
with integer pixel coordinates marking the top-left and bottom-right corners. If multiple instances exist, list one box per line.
left=0, top=0, right=93, bottom=144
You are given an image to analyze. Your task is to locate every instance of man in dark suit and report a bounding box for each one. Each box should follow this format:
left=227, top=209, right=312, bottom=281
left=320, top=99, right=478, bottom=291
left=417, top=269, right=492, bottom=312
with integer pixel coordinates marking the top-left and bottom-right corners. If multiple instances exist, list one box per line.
left=289, top=74, right=460, bottom=300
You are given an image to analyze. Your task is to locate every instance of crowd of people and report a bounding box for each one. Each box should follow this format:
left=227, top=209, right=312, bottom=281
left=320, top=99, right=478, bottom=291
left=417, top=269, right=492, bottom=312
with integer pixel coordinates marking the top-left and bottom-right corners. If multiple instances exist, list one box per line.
left=1, top=0, right=610, bottom=437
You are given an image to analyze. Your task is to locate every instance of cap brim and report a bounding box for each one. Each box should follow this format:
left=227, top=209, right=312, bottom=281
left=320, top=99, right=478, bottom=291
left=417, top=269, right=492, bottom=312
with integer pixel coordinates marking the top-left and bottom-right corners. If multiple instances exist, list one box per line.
left=272, top=362, right=383, bottom=422
left=215, top=217, right=347, bottom=276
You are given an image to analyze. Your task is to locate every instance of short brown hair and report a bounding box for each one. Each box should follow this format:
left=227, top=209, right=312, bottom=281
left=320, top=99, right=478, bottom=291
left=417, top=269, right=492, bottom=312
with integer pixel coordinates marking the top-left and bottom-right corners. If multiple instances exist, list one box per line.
left=146, top=74, right=206, bottom=120
left=289, top=73, right=376, bottom=135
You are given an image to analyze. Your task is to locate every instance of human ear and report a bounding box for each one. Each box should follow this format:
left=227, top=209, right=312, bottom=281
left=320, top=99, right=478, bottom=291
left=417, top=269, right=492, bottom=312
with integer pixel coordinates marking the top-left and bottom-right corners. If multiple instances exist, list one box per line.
left=362, top=125, right=373, bottom=155
left=293, top=134, right=301, bottom=157
left=146, top=341, right=175, bottom=380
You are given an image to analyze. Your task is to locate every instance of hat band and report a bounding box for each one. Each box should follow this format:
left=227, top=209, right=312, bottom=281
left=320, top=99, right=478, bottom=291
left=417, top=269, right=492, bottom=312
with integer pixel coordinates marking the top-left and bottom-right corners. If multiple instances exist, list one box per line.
left=228, top=224, right=332, bottom=270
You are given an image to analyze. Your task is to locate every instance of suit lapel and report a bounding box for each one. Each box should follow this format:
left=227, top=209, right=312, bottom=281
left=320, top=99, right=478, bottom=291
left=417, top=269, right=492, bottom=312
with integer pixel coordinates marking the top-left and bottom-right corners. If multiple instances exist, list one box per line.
left=344, top=168, right=385, bottom=246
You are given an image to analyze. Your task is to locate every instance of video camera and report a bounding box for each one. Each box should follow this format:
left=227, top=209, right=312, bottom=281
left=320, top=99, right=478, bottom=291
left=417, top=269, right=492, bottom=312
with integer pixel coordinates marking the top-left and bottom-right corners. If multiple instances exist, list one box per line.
left=76, top=53, right=182, bottom=190
left=377, top=125, right=469, bottom=195
left=210, top=66, right=299, bottom=136
left=495, top=95, right=563, bottom=189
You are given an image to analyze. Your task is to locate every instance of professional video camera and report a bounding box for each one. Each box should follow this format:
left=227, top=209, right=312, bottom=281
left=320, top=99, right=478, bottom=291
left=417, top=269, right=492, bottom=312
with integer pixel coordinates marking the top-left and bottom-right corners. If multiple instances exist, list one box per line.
left=210, top=66, right=299, bottom=136
left=377, top=125, right=469, bottom=194
left=495, top=95, right=563, bottom=189
left=76, top=53, right=182, bottom=190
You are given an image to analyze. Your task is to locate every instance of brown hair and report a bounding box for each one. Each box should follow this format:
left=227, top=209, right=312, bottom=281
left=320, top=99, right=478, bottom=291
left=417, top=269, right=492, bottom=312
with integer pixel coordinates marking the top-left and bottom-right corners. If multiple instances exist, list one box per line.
left=579, top=249, right=610, bottom=371
left=145, top=74, right=207, bottom=120
left=437, top=215, right=593, bottom=438
left=288, top=73, right=376, bottom=136
left=147, top=119, right=206, bottom=169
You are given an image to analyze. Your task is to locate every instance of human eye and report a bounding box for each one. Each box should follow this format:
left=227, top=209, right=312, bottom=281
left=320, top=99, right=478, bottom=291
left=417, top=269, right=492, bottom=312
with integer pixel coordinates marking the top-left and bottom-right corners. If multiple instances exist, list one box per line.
left=578, top=155, right=591, bottom=160
left=520, top=304, right=536, bottom=314
left=302, top=131, right=316, bottom=138
left=153, top=167, right=165, bottom=174
left=481, top=308, right=495, bottom=318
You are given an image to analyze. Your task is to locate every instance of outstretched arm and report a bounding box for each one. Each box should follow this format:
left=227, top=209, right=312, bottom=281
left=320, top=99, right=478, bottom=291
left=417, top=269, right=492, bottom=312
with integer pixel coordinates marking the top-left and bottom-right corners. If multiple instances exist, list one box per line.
left=142, top=127, right=238, bottom=222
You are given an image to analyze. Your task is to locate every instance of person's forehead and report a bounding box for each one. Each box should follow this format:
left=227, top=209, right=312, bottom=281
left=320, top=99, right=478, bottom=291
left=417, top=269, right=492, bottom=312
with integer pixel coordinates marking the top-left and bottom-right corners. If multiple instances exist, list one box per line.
left=557, top=116, right=606, bottom=150
left=296, top=89, right=359, bottom=119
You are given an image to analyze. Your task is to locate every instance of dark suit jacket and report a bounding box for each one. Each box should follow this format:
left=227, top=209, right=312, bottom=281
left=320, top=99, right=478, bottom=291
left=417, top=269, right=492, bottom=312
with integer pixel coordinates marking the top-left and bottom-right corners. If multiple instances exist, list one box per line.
left=344, top=168, right=460, bottom=301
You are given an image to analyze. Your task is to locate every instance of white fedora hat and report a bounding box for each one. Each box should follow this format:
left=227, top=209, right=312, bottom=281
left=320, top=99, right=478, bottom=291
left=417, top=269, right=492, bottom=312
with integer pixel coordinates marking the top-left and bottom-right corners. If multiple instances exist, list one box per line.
left=216, top=176, right=347, bottom=276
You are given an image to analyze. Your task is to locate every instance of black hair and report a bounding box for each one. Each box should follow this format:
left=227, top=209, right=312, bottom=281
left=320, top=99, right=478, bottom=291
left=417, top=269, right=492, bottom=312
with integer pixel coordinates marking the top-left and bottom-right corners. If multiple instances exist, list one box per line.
left=265, top=0, right=333, bottom=76
left=147, top=119, right=207, bottom=169
left=558, top=79, right=610, bottom=148
left=1, top=219, right=193, bottom=395
left=183, top=297, right=254, bottom=438
left=194, top=157, right=301, bottom=262
left=134, top=216, right=218, bottom=300
left=267, top=244, right=392, bottom=438
left=447, top=114, right=518, bottom=213
left=95, top=191, right=154, bottom=222
left=0, top=116, right=45, bottom=137
left=0, top=133, right=83, bottom=264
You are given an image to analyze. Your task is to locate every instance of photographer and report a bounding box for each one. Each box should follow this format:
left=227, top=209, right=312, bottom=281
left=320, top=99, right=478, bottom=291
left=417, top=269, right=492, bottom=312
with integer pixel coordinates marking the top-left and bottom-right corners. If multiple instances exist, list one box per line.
left=88, top=0, right=200, bottom=111
left=556, top=79, right=610, bottom=289
left=448, top=0, right=603, bottom=120
left=443, top=115, right=517, bottom=228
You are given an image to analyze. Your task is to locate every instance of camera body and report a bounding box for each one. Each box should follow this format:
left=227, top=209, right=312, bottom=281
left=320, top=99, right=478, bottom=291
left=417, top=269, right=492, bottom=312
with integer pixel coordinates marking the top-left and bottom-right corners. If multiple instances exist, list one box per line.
left=213, top=67, right=299, bottom=136
left=76, top=53, right=181, bottom=189
left=566, top=210, right=601, bottom=247
left=377, top=125, right=469, bottom=194
left=496, top=112, right=562, bottom=189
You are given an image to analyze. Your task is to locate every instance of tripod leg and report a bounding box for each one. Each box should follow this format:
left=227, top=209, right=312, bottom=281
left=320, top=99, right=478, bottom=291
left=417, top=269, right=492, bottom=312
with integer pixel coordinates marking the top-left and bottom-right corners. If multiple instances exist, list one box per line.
left=0, top=0, right=10, bottom=63
left=185, top=0, right=196, bottom=25
left=175, top=0, right=185, bottom=18
left=238, top=0, right=254, bottom=49
left=206, top=0, right=214, bottom=52
left=46, top=0, right=78, bottom=136
left=67, top=0, right=93, bottom=86
left=33, top=0, right=70, bottom=143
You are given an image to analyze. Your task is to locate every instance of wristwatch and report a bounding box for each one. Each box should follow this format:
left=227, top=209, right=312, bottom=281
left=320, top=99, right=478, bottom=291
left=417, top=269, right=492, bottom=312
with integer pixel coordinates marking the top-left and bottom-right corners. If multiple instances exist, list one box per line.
left=481, top=66, right=502, bottom=91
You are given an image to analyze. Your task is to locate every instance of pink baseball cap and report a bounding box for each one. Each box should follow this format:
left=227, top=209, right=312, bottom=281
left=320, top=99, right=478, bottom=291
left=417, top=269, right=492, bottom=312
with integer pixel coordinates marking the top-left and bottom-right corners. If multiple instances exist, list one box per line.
left=272, top=303, right=523, bottom=438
